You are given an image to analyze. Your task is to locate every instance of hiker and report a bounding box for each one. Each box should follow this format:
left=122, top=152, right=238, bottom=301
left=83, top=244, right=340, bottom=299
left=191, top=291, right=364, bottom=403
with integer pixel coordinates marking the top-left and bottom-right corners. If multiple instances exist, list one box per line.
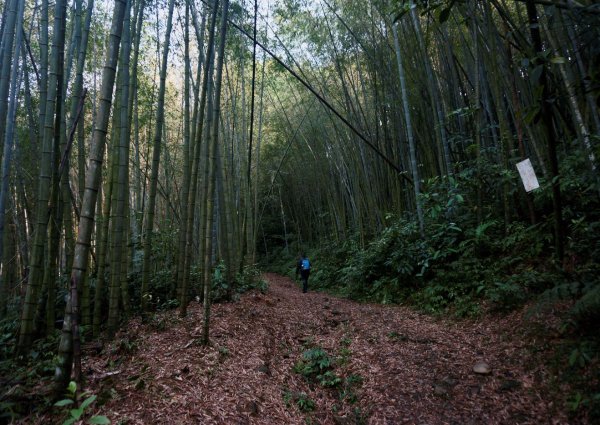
left=299, top=253, right=311, bottom=293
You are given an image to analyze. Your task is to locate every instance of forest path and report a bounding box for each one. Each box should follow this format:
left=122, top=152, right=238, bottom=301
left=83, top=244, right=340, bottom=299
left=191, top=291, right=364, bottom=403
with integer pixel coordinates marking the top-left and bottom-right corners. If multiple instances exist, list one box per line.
left=81, top=273, right=565, bottom=424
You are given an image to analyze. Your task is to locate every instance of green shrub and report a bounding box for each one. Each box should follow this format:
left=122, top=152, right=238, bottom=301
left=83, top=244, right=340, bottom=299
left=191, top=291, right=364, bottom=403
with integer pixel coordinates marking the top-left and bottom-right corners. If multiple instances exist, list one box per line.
left=54, top=381, right=109, bottom=425
left=295, top=392, right=315, bottom=412
left=294, top=347, right=335, bottom=378
left=236, top=264, right=268, bottom=294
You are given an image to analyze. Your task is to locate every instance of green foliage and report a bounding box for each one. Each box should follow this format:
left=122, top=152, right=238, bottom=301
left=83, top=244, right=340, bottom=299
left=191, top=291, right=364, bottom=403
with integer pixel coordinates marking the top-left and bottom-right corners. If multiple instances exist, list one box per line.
left=550, top=333, right=600, bottom=421
left=236, top=264, right=268, bottom=295
left=211, top=262, right=229, bottom=302
left=54, top=382, right=110, bottom=425
left=295, top=392, right=316, bottom=412
left=148, top=314, right=167, bottom=332
left=292, top=344, right=363, bottom=411
left=129, top=265, right=177, bottom=312
left=294, top=347, right=335, bottom=378
left=0, top=317, right=18, bottom=361
left=317, top=371, right=343, bottom=388
left=392, top=0, right=462, bottom=23
left=570, top=284, right=600, bottom=333
left=337, top=346, right=352, bottom=366
left=0, top=325, right=66, bottom=420
left=282, top=389, right=293, bottom=407
left=485, top=267, right=555, bottom=312
left=340, top=374, right=363, bottom=404
left=212, top=262, right=269, bottom=302
left=217, top=345, right=230, bottom=363
left=282, top=389, right=316, bottom=413
left=294, top=155, right=600, bottom=323
left=566, top=391, right=600, bottom=419
left=291, top=356, right=362, bottom=411
left=116, top=337, right=138, bottom=354
left=261, top=245, right=300, bottom=278
left=129, top=239, right=267, bottom=312
left=568, top=342, right=594, bottom=369
left=0, top=401, right=17, bottom=422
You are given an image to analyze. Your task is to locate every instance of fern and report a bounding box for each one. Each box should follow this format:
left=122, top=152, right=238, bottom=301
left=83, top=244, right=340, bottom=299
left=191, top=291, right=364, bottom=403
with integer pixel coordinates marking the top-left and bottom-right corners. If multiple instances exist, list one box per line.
left=475, top=219, right=498, bottom=240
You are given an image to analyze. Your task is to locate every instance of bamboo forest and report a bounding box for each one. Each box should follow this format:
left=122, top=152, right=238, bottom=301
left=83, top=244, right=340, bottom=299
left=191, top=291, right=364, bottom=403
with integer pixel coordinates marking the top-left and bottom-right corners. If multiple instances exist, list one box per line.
left=0, top=0, right=598, bottom=422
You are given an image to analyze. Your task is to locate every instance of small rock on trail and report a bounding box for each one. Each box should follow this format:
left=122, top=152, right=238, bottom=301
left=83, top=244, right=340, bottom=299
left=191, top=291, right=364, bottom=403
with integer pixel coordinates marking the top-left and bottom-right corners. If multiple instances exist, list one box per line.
left=473, top=361, right=492, bottom=375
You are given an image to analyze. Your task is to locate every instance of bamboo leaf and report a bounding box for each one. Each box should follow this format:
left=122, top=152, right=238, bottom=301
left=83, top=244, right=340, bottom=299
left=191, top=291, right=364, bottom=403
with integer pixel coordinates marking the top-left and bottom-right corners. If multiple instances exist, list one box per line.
left=523, top=106, right=541, bottom=124
left=70, top=407, right=83, bottom=420
left=80, top=395, right=97, bottom=410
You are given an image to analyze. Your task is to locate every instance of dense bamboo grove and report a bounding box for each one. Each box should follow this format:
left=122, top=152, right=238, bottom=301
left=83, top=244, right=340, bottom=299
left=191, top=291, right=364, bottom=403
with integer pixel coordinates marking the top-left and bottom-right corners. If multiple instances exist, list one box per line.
left=260, top=0, right=599, bottom=255
left=0, top=0, right=598, bottom=408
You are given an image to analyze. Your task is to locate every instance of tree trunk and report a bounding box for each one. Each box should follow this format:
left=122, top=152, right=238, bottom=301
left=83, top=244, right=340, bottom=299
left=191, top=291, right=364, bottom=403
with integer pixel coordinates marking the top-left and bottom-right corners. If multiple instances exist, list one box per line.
left=0, top=0, right=25, bottom=296
left=409, top=1, right=453, bottom=177
left=54, top=0, right=127, bottom=392
left=140, top=0, right=176, bottom=312
left=0, top=0, right=18, bottom=152
left=17, top=0, right=68, bottom=354
left=0, top=0, right=25, bottom=321
left=392, top=23, right=424, bottom=236
left=203, top=0, right=230, bottom=346
left=179, top=0, right=218, bottom=317
left=175, top=2, right=192, bottom=304
left=108, top=0, right=132, bottom=335
left=524, top=0, right=564, bottom=261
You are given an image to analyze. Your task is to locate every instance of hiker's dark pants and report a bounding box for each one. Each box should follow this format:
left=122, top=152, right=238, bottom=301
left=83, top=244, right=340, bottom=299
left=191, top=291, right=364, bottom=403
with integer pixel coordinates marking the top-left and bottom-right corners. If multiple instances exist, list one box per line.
left=300, top=269, right=310, bottom=293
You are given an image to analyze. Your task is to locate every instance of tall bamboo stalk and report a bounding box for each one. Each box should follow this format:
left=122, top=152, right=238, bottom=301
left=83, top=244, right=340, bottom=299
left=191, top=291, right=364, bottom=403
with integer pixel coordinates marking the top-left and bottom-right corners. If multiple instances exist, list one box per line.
left=107, top=0, right=132, bottom=336
left=524, top=0, right=564, bottom=261
left=54, top=0, right=127, bottom=391
left=140, top=0, right=176, bottom=312
left=17, top=0, right=68, bottom=353
left=392, top=22, right=424, bottom=236
left=0, top=0, right=25, bottom=312
left=179, top=0, right=218, bottom=317
left=0, top=0, right=18, bottom=152
left=202, top=0, right=230, bottom=346
left=175, top=1, right=192, bottom=304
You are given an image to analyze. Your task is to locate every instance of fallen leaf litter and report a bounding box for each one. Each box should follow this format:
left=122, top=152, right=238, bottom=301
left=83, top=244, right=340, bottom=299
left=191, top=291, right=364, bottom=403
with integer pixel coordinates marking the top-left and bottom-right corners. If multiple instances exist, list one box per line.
left=74, top=273, right=569, bottom=424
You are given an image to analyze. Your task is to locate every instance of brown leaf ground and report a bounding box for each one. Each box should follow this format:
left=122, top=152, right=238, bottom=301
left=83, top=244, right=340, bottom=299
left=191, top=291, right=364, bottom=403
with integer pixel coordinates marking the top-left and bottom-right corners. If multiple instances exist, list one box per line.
left=50, top=274, right=574, bottom=424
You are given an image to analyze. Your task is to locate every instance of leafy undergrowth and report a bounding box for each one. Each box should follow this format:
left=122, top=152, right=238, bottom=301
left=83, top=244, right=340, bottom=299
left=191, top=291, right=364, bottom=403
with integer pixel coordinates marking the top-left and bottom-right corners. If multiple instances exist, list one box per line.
left=9, top=273, right=588, bottom=424
left=0, top=323, right=72, bottom=422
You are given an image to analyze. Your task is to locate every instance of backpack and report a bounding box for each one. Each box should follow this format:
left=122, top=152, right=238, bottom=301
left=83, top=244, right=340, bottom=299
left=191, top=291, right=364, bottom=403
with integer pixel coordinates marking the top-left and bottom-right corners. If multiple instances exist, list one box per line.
left=301, top=258, right=311, bottom=270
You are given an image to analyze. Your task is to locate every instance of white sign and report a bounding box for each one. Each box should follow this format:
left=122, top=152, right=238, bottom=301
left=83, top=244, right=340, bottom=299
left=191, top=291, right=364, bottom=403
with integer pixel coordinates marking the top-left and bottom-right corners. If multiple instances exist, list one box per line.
left=516, top=158, right=540, bottom=192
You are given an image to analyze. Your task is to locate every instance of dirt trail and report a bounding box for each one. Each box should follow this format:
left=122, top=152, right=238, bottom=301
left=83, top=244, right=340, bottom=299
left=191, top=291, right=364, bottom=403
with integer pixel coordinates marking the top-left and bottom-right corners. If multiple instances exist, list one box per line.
left=75, top=273, right=565, bottom=424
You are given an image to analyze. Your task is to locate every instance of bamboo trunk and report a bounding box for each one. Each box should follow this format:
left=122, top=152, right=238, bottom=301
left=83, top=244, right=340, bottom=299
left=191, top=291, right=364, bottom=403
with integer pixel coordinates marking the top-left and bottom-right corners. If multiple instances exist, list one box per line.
left=17, top=0, right=68, bottom=354
left=140, top=0, right=176, bottom=313
left=203, top=0, right=230, bottom=345
left=54, top=0, right=127, bottom=392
